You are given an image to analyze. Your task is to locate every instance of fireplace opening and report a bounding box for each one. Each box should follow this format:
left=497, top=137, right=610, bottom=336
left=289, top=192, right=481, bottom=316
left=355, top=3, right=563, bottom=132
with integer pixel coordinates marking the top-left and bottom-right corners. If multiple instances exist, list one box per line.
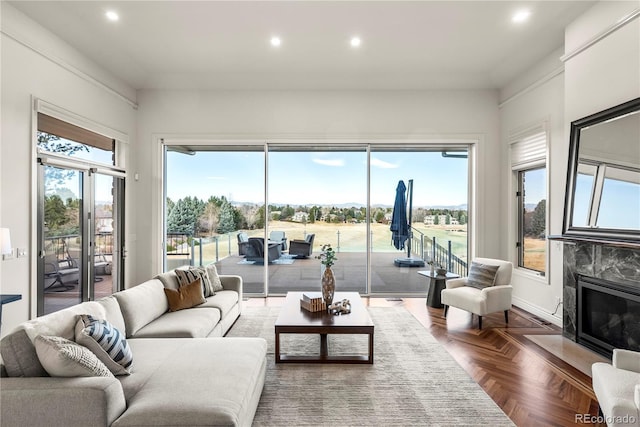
left=577, top=275, right=640, bottom=358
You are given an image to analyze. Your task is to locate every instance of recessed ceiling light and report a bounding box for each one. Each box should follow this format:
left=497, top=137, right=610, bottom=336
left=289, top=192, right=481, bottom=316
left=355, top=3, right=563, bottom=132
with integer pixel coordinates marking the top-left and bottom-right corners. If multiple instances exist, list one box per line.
left=270, top=36, right=281, bottom=47
left=512, top=9, right=531, bottom=23
left=350, top=37, right=361, bottom=48
left=105, top=11, right=119, bottom=22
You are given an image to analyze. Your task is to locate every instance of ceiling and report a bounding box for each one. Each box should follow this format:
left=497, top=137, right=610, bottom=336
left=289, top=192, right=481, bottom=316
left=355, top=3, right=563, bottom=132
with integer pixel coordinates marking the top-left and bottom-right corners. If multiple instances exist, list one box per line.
left=8, top=1, right=598, bottom=91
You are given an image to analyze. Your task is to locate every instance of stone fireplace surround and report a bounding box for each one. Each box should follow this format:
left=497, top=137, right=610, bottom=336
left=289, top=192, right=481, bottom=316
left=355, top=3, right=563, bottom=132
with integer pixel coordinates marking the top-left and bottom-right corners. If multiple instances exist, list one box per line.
left=562, top=241, right=640, bottom=355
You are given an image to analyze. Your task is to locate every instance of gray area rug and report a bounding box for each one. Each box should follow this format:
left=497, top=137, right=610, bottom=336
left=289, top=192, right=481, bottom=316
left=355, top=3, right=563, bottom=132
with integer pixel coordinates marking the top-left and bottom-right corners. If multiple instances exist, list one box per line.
left=227, top=306, right=514, bottom=426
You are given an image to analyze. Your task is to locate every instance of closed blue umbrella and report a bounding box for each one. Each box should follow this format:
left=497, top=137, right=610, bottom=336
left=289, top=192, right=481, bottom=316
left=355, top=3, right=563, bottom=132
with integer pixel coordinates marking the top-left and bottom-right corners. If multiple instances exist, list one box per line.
left=390, top=180, right=409, bottom=250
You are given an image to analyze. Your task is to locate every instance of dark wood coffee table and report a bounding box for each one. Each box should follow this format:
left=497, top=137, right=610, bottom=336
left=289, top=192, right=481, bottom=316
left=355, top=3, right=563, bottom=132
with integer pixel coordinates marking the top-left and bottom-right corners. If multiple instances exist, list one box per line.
left=275, top=292, right=374, bottom=364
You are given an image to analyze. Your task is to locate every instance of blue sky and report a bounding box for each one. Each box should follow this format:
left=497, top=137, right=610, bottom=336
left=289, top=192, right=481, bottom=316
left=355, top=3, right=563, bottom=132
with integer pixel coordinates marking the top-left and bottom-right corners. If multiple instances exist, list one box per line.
left=166, top=149, right=469, bottom=207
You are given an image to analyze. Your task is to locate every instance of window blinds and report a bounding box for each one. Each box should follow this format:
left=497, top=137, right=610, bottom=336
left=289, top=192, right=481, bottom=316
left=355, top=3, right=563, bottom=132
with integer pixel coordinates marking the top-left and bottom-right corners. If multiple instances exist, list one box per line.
left=510, top=128, right=547, bottom=170
left=38, top=113, right=114, bottom=151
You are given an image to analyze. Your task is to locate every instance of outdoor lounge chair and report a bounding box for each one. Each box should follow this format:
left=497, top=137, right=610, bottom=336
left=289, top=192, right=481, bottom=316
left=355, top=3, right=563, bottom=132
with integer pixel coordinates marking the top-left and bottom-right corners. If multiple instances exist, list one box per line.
left=237, top=232, right=250, bottom=256
left=245, top=237, right=281, bottom=264
left=269, top=231, right=287, bottom=251
left=289, top=234, right=315, bottom=258
left=44, top=253, right=79, bottom=292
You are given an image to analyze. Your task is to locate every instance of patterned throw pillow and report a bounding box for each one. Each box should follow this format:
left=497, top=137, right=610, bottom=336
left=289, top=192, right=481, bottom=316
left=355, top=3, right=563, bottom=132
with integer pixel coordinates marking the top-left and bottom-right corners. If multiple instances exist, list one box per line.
left=75, top=314, right=133, bottom=375
left=466, top=262, right=500, bottom=290
left=175, top=266, right=215, bottom=297
left=34, top=335, right=114, bottom=378
left=164, top=278, right=206, bottom=312
left=205, top=263, right=223, bottom=292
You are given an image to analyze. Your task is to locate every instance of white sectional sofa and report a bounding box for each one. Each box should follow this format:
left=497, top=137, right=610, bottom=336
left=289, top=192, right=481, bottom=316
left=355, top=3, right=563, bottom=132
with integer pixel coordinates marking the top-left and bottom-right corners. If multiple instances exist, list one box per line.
left=0, top=269, right=267, bottom=427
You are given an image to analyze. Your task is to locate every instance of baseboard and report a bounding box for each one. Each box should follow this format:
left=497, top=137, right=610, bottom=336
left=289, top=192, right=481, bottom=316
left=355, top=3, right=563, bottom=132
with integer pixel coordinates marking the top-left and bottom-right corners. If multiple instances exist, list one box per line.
left=512, top=296, right=562, bottom=327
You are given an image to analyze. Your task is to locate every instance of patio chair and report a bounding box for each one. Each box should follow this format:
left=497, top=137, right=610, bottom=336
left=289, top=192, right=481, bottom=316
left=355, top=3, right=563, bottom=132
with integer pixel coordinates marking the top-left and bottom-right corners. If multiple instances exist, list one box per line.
left=245, top=238, right=281, bottom=264
left=289, top=234, right=315, bottom=259
left=237, top=232, right=250, bottom=256
left=269, top=231, right=287, bottom=251
left=43, top=253, right=79, bottom=292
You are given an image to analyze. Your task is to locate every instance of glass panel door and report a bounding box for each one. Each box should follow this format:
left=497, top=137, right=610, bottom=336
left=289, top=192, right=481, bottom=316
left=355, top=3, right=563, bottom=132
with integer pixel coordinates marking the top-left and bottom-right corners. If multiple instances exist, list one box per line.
left=39, top=165, right=85, bottom=315
left=267, top=147, right=367, bottom=295
left=93, top=173, right=124, bottom=299
left=164, top=147, right=266, bottom=294
left=370, top=149, right=469, bottom=294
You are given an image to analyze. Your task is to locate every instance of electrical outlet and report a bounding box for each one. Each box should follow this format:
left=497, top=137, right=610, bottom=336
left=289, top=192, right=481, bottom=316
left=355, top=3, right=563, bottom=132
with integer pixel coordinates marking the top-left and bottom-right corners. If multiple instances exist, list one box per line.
left=17, top=248, right=28, bottom=258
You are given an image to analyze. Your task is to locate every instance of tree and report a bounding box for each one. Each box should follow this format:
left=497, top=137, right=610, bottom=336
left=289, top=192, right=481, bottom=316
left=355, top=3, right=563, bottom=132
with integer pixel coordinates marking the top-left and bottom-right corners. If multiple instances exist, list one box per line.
left=44, top=195, right=69, bottom=233
left=459, top=213, right=467, bottom=225
left=434, top=215, right=440, bottom=225
left=217, top=201, right=236, bottom=234
left=530, top=199, right=546, bottom=237
left=167, top=196, right=204, bottom=234
left=445, top=214, right=451, bottom=225
left=38, top=132, right=89, bottom=192
left=199, top=201, right=220, bottom=236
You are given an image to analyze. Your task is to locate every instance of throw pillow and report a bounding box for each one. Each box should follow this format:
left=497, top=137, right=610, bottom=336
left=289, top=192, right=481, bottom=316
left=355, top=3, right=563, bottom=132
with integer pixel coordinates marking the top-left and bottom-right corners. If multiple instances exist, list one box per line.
left=75, top=314, right=133, bottom=375
left=205, top=262, right=223, bottom=292
left=175, top=266, right=215, bottom=297
left=0, top=329, right=49, bottom=377
left=466, top=262, right=500, bottom=290
left=164, top=278, right=206, bottom=312
left=34, top=335, right=114, bottom=378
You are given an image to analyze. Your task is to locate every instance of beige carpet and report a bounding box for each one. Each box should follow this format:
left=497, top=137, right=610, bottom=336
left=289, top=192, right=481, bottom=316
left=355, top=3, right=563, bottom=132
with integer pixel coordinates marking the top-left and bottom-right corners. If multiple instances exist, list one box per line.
left=227, top=306, right=514, bottom=426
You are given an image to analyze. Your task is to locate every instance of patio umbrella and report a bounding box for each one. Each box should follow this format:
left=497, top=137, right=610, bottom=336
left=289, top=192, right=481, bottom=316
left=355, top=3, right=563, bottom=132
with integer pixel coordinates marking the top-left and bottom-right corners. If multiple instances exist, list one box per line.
left=390, top=180, right=409, bottom=251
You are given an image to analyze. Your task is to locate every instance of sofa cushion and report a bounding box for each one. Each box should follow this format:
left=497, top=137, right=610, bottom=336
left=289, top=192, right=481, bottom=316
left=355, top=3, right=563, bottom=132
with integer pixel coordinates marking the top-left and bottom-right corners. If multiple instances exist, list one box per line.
left=34, top=335, right=114, bottom=378
left=196, top=290, right=239, bottom=318
left=154, top=270, right=180, bottom=290
left=114, top=279, right=168, bottom=337
left=114, top=337, right=267, bottom=427
left=164, top=279, right=206, bottom=312
left=205, top=262, right=224, bottom=292
left=131, top=308, right=221, bottom=338
left=466, top=262, right=500, bottom=290
left=175, top=266, right=215, bottom=297
left=75, top=315, right=133, bottom=376
left=95, top=295, right=127, bottom=336
left=0, top=329, right=48, bottom=377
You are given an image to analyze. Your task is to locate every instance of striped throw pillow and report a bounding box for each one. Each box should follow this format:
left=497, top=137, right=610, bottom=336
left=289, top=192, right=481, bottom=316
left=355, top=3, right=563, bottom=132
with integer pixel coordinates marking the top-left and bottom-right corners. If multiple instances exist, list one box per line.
left=466, top=262, right=500, bottom=290
left=75, top=314, right=133, bottom=375
left=175, top=266, right=215, bottom=297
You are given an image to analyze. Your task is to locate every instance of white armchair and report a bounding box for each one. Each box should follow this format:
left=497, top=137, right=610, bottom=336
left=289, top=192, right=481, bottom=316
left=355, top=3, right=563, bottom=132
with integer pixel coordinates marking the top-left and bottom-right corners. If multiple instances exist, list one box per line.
left=592, top=349, right=640, bottom=426
left=441, top=257, right=513, bottom=329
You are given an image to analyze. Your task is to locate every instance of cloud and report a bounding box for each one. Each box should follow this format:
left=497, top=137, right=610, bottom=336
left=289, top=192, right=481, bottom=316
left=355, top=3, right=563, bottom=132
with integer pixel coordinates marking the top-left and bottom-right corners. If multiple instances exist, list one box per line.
left=370, top=157, right=399, bottom=169
left=312, top=158, right=345, bottom=167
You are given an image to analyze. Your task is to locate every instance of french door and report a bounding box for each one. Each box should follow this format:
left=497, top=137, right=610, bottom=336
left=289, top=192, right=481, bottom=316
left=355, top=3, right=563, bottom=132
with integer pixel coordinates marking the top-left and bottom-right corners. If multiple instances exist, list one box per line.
left=37, top=161, right=125, bottom=315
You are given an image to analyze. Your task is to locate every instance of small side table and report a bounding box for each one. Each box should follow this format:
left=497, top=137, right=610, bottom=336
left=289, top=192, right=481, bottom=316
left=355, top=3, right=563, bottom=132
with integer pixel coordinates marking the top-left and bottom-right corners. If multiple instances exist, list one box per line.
left=417, top=271, right=460, bottom=308
left=0, top=294, right=22, bottom=331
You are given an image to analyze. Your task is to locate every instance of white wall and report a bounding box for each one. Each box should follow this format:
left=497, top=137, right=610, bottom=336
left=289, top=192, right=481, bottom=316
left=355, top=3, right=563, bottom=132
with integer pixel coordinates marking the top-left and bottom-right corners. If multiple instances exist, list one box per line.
left=134, top=89, right=502, bottom=283
left=0, top=4, right=137, bottom=336
left=497, top=1, right=640, bottom=326
left=564, top=2, right=640, bottom=123
left=499, top=49, right=566, bottom=325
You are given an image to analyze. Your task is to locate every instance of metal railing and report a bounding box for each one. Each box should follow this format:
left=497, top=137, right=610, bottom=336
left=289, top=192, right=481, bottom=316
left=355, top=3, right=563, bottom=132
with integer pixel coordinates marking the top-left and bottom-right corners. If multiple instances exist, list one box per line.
left=424, top=236, right=468, bottom=276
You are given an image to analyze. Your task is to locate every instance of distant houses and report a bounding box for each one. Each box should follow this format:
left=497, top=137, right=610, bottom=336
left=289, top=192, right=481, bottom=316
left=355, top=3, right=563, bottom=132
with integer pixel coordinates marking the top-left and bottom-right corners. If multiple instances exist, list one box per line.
left=292, top=211, right=309, bottom=223
left=424, top=214, right=459, bottom=226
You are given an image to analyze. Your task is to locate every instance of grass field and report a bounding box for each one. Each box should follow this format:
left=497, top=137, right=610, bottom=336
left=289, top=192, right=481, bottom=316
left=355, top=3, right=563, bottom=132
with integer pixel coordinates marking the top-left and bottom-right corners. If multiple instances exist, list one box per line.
left=193, top=221, right=468, bottom=263
left=523, top=237, right=546, bottom=272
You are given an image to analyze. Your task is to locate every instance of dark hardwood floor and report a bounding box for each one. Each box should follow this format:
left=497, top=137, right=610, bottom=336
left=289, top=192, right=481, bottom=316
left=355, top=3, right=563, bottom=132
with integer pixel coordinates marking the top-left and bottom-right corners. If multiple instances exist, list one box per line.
left=246, top=296, right=605, bottom=427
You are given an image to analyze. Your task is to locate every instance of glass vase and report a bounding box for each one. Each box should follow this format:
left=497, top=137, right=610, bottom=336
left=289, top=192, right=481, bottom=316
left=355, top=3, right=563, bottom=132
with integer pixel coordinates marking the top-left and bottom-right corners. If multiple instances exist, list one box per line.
left=321, top=266, right=335, bottom=308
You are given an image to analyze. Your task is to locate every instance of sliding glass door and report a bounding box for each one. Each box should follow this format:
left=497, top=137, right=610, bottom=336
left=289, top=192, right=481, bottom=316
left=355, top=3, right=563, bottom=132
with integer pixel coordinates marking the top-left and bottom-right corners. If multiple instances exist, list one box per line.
left=369, top=149, right=469, bottom=294
left=164, top=146, right=266, bottom=294
left=267, top=146, right=368, bottom=294
left=163, top=142, right=470, bottom=296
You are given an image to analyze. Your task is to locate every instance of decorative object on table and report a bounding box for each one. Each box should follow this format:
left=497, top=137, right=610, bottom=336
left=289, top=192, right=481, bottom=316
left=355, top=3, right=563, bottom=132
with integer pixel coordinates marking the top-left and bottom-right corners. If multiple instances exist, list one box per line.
left=328, top=299, right=351, bottom=315
left=428, top=260, right=446, bottom=276
left=300, top=292, right=326, bottom=312
left=317, top=244, right=337, bottom=308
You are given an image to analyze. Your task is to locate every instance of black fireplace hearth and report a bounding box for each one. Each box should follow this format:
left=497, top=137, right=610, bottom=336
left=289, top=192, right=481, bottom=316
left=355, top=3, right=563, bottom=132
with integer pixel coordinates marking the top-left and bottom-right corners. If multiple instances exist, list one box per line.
left=577, top=275, right=640, bottom=358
